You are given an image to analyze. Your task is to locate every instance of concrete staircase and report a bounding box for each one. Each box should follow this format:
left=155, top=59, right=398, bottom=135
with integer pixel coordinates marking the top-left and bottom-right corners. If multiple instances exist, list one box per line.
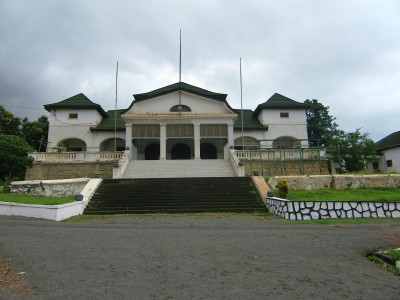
left=84, top=177, right=266, bottom=214
left=121, top=159, right=236, bottom=178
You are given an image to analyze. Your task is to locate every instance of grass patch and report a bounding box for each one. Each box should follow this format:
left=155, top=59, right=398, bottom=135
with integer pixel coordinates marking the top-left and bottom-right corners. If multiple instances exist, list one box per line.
left=0, top=192, right=74, bottom=205
left=286, top=188, right=400, bottom=202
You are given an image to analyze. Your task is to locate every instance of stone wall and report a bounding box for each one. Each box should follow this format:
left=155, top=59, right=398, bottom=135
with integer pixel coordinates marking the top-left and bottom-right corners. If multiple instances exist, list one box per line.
left=243, top=159, right=330, bottom=177
left=10, top=178, right=90, bottom=197
left=25, top=162, right=115, bottom=180
left=266, top=198, right=400, bottom=220
left=267, top=174, right=400, bottom=191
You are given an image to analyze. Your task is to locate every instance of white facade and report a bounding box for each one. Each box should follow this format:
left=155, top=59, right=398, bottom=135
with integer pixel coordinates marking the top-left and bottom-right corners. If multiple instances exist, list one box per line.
left=44, top=83, right=310, bottom=160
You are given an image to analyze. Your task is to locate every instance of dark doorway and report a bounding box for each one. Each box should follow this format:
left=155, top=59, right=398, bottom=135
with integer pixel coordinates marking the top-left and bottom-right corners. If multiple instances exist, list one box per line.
left=145, top=143, right=160, bottom=160
left=200, top=143, right=217, bottom=159
left=171, top=143, right=191, bottom=159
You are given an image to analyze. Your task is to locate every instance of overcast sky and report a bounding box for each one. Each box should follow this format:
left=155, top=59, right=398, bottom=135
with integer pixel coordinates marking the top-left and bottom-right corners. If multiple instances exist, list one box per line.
left=1, top=0, right=399, bottom=141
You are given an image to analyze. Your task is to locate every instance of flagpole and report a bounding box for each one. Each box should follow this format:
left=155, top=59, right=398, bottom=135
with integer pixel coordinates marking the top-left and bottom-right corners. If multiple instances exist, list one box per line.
left=179, top=29, right=182, bottom=106
left=240, top=58, right=244, bottom=150
left=114, top=61, right=118, bottom=151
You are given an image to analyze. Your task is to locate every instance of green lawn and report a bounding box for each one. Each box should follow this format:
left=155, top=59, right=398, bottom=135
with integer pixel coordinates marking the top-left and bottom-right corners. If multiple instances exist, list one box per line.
left=0, top=192, right=75, bottom=205
left=286, top=188, right=400, bottom=202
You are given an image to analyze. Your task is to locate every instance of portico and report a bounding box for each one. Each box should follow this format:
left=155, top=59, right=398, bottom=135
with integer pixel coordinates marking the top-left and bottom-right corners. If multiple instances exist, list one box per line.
left=121, top=82, right=237, bottom=161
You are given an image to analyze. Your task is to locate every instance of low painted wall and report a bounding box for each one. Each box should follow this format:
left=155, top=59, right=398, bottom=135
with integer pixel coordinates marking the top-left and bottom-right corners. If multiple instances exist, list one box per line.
left=266, top=198, right=400, bottom=220
left=267, top=174, right=400, bottom=191
left=10, top=178, right=90, bottom=197
left=1, top=179, right=102, bottom=221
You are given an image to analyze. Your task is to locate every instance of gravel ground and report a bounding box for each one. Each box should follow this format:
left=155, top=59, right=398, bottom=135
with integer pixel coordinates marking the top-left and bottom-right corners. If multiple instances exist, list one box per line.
left=0, top=214, right=399, bottom=300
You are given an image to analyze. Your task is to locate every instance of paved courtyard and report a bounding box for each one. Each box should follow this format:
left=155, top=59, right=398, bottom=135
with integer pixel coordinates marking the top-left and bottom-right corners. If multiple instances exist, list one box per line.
left=0, top=215, right=399, bottom=299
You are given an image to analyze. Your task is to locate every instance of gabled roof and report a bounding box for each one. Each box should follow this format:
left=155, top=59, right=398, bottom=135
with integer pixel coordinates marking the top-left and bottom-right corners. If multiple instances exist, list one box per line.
left=133, top=82, right=228, bottom=102
left=44, top=93, right=108, bottom=117
left=375, top=131, right=400, bottom=151
left=234, top=109, right=266, bottom=131
left=90, top=109, right=126, bottom=132
left=253, top=93, right=308, bottom=116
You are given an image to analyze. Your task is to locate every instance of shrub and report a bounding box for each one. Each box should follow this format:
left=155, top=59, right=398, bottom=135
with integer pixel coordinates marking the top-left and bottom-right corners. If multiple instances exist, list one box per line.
left=276, top=179, right=289, bottom=198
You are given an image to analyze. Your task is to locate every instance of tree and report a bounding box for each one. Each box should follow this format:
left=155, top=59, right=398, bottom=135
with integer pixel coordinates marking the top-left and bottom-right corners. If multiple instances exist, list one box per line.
left=329, top=129, right=375, bottom=173
left=0, top=105, right=21, bottom=135
left=21, top=115, right=49, bottom=151
left=304, top=99, right=339, bottom=147
left=0, top=135, right=34, bottom=181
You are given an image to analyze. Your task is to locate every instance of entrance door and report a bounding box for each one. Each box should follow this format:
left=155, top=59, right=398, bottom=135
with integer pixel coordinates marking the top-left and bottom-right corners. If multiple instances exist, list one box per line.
left=200, top=143, right=217, bottom=159
left=145, top=143, right=160, bottom=160
left=171, top=143, right=191, bottom=159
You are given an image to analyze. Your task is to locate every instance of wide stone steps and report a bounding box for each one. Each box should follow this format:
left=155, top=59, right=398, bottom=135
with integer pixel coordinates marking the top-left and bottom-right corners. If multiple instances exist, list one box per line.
left=84, top=177, right=266, bottom=214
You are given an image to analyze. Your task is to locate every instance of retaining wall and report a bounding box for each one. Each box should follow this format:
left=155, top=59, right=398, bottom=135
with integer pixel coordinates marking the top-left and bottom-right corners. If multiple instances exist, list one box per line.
left=25, top=162, right=115, bottom=180
left=1, top=179, right=102, bottom=221
left=10, top=178, right=90, bottom=197
left=266, top=198, right=400, bottom=220
left=243, top=160, right=330, bottom=176
left=267, top=174, right=400, bottom=191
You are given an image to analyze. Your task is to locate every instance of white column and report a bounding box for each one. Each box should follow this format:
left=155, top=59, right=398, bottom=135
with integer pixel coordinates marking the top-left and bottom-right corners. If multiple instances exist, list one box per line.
left=125, top=124, right=132, bottom=149
left=194, top=123, right=201, bottom=160
left=160, top=122, right=167, bottom=160
left=228, top=124, right=234, bottom=149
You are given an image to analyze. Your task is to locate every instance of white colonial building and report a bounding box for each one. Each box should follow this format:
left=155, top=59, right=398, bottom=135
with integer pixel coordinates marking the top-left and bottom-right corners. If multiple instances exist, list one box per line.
left=44, top=81, right=309, bottom=159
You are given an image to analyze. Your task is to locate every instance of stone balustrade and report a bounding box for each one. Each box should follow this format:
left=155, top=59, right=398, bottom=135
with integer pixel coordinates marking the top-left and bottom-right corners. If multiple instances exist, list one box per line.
left=29, top=151, right=124, bottom=162
left=235, top=149, right=324, bottom=161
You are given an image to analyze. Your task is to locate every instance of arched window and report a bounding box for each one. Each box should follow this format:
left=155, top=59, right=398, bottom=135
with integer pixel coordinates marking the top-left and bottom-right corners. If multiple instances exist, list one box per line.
left=234, top=136, right=259, bottom=150
left=170, top=105, right=191, bottom=112
left=57, top=138, right=87, bottom=152
left=273, top=137, right=299, bottom=149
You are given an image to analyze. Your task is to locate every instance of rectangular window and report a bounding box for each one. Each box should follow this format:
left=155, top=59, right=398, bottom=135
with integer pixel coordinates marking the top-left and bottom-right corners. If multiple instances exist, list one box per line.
left=200, top=124, right=228, bottom=137
left=167, top=124, right=194, bottom=137
left=69, top=113, right=78, bottom=119
left=280, top=112, right=289, bottom=118
left=386, top=160, right=393, bottom=167
left=132, top=125, right=160, bottom=138
left=373, top=162, right=379, bottom=171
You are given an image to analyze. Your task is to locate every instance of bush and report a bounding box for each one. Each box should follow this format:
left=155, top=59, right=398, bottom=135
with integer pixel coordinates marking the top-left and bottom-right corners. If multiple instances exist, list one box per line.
left=276, top=179, right=289, bottom=198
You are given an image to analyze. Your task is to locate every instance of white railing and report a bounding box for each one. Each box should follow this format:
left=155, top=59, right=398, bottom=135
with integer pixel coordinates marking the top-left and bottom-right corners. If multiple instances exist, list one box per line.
left=229, top=149, right=245, bottom=177
left=235, top=149, right=324, bottom=161
left=113, top=150, right=130, bottom=178
left=29, top=151, right=124, bottom=162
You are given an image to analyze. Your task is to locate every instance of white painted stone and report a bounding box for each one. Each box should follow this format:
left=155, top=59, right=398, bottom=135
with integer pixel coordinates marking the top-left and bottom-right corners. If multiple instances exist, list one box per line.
left=362, top=211, right=371, bottom=218
left=314, top=202, right=320, bottom=210
left=361, top=202, right=369, bottom=211
left=329, top=210, right=338, bottom=218
left=327, top=202, right=334, bottom=210
left=343, top=203, right=352, bottom=210
left=334, top=202, right=342, bottom=210
left=355, top=203, right=363, bottom=213
left=392, top=211, right=400, bottom=218
left=377, top=208, right=385, bottom=218
left=350, top=202, right=357, bottom=209
left=388, top=203, right=396, bottom=211
left=292, top=202, right=300, bottom=211
left=305, top=202, right=314, bottom=208
left=368, top=203, right=376, bottom=212
left=346, top=210, right=353, bottom=218
left=289, top=214, right=297, bottom=220
left=319, top=209, right=328, bottom=216
left=311, top=212, right=320, bottom=220
left=303, top=215, right=312, bottom=220
left=320, top=202, right=327, bottom=209
left=353, top=211, right=362, bottom=218
left=296, top=213, right=303, bottom=220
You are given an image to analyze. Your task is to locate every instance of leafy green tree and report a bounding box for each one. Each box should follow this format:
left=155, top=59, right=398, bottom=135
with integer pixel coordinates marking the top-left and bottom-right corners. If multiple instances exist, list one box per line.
left=304, top=99, right=339, bottom=147
left=21, top=115, right=49, bottom=151
left=0, top=105, right=21, bottom=135
left=0, top=135, right=34, bottom=181
left=329, top=129, right=375, bottom=173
